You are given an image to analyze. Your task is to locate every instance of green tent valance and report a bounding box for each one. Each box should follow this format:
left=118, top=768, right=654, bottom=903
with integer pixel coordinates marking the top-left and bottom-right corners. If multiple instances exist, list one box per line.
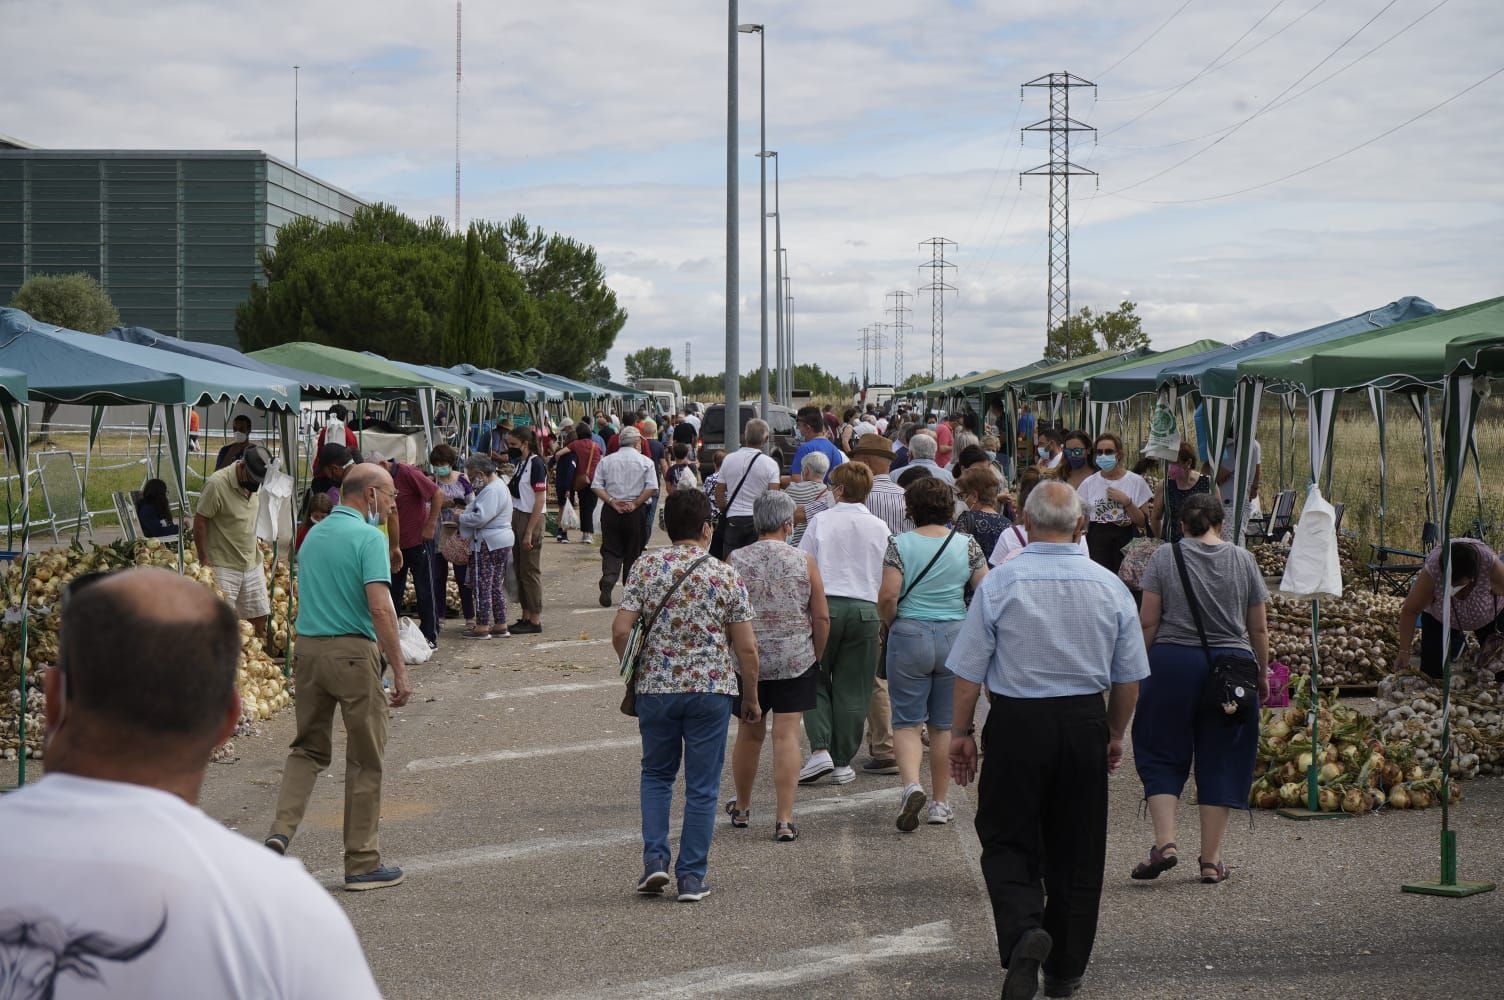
left=248, top=342, right=437, bottom=396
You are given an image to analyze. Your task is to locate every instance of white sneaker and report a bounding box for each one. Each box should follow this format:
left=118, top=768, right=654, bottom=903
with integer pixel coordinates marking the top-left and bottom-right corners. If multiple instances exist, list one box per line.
left=926, top=801, right=954, bottom=825
left=582, top=533, right=595, bottom=544
left=830, top=766, right=856, bottom=785
left=798, top=751, right=834, bottom=785
left=897, top=783, right=927, bottom=832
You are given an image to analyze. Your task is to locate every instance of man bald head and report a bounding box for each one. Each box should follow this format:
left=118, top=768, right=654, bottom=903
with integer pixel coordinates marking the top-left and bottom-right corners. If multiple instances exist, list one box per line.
left=49, top=567, right=242, bottom=766
left=340, top=462, right=396, bottom=524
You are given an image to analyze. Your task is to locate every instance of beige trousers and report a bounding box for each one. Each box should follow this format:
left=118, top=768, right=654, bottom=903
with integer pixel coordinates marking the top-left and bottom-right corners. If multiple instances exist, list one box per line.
left=270, top=634, right=389, bottom=876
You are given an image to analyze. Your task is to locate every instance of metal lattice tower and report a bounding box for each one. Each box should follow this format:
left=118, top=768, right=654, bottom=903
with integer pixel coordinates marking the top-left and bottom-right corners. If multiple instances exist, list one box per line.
left=918, top=238, right=956, bottom=381
left=886, top=291, right=911, bottom=386
left=872, top=323, right=887, bottom=386
left=684, top=341, right=691, bottom=377
left=858, top=327, right=872, bottom=388
left=1021, top=72, right=1096, bottom=355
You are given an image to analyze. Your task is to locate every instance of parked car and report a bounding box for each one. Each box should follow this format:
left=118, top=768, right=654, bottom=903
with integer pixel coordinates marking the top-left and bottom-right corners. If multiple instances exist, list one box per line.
left=696, top=403, right=799, bottom=478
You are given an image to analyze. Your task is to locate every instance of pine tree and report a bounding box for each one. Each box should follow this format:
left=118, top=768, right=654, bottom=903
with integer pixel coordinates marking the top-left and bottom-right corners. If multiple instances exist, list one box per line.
left=443, top=226, right=495, bottom=368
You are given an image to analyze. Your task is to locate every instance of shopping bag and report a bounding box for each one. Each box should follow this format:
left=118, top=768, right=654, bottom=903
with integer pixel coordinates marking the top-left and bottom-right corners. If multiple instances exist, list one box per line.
left=560, top=498, right=580, bottom=532
left=398, top=616, right=433, bottom=664
left=1279, top=486, right=1343, bottom=600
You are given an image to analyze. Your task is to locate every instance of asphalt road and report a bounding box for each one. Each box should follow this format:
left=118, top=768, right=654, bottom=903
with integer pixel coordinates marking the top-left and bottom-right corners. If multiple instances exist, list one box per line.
left=20, top=526, right=1504, bottom=998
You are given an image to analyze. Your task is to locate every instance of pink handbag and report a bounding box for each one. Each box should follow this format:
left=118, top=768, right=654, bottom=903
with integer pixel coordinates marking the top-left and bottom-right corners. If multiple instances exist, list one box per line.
left=1265, top=661, right=1291, bottom=708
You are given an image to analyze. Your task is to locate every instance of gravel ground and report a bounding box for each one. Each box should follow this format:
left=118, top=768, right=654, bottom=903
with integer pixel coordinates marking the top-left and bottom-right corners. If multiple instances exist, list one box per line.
left=6, top=525, right=1503, bottom=998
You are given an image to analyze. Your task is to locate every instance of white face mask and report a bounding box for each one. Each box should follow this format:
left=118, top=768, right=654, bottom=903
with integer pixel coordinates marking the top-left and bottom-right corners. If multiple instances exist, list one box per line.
left=232, top=432, right=249, bottom=443
left=1449, top=583, right=1467, bottom=600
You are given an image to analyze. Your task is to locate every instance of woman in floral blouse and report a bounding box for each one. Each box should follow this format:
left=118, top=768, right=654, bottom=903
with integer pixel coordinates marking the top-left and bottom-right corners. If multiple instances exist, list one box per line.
left=613, top=488, right=761, bottom=903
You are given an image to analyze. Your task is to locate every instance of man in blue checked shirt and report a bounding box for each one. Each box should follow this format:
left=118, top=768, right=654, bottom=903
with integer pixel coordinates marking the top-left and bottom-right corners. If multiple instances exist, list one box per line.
left=947, top=480, right=1147, bottom=1000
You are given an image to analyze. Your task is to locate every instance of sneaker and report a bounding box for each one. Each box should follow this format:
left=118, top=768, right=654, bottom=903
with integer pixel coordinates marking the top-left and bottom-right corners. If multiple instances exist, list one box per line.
left=862, top=757, right=899, bottom=775
left=344, top=864, right=405, bottom=892
left=897, top=783, right=927, bottom=832
left=460, top=627, right=492, bottom=640
left=264, top=834, right=289, bottom=855
left=830, top=766, right=856, bottom=785
left=427, top=639, right=438, bottom=650
left=637, top=864, right=670, bottom=894
left=582, top=534, right=595, bottom=545
left=1002, top=927, right=1053, bottom=1000
left=676, top=874, right=711, bottom=902
left=599, top=580, right=614, bottom=607
left=798, top=751, right=834, bottom=785
left=510, top=620, right=543, bottom=635
left=926, top=801, right=954, bottom=825
left=556, top=535, right=571, bottom=543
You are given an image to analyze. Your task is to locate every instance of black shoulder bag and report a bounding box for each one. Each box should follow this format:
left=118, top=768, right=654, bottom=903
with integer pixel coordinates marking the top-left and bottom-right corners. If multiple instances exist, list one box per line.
left=1171, top=541, right=1261, bottom=726
left=620, top=554, right=712, bottom=717
left=709, top=457, right=758, bottom=560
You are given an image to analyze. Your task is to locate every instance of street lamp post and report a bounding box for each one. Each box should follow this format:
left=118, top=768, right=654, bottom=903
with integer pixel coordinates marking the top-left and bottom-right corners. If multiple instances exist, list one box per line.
left=762, top=151, right=783, bottom=406
left=739, top=22, right=769, bottom=421
left=725, top=3, right=740, bottom=450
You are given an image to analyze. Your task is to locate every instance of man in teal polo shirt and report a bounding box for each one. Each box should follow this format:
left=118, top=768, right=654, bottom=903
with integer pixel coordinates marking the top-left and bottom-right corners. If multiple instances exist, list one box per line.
left=266, top=463, right=412, bottom=891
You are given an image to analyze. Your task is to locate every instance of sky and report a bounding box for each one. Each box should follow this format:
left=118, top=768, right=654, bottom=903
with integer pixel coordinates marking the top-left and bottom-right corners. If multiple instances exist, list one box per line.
left=6, top=0, right=1502, bottom=386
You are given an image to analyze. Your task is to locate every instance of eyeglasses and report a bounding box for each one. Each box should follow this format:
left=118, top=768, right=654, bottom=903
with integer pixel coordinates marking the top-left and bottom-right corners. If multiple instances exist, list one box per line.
left=1064, top=447, right=1085, bottom=456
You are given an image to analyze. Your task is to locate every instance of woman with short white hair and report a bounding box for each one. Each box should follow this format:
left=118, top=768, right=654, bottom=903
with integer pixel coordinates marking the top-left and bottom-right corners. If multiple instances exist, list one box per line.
left=727, top=491, right=831, bottom=841
left=783, top=451, right=831, bottom=547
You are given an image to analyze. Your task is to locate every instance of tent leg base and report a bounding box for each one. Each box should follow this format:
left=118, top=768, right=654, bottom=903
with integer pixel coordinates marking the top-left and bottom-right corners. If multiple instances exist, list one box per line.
left=1401, top=880, right=1495, bottom=898
left=1275, top=808, right=1349, bottom=821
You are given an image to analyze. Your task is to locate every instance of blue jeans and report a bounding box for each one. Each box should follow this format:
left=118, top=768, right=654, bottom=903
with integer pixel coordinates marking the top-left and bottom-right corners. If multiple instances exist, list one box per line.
left=885, top=617, right=963, bottom=729
left=638, top=692, right=733, bottom=880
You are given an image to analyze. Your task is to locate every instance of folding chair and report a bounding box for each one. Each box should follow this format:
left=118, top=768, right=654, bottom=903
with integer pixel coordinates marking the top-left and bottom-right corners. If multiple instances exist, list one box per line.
left=1368, top=522, right=1437, bottom=596
left=1246, top=489, right=1295, bottom=546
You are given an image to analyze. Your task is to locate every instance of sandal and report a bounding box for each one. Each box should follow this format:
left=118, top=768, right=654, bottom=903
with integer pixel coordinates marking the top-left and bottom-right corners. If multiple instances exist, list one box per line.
left=774, top=821, right=798, bottom=842
left=1130, top=842, right=1178, bottom=880
left=724, top=801, right=750, bottom=829
left=1199, top=857, right=1228, bottom=884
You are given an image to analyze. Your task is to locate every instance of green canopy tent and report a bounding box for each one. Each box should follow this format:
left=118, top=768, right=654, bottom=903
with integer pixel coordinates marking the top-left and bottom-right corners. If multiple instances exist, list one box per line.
left=590, top=379, right=652, bottom=406
left=1070, top=340, right=1226, bottom=439
left=248, top=343, right=443, bottom=458
left=1020, top=348, right=1153, bottom=434
left=1395, top=321, right=1504, bottom=896
left=967, top=356, right=1114, bottom=477
left=446, top=365, right=561, bottom=453
left=359, top=354, right=496, bottom=454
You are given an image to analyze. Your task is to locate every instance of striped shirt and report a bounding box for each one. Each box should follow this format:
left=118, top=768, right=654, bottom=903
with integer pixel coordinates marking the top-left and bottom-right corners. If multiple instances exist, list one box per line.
left=947, top=542, right=1149, bottom=698
left=863, top=474, right=911, bottom=535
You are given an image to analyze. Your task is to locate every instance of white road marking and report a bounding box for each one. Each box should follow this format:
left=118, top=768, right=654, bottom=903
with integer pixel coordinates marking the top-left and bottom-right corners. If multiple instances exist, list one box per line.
left=533, top=637, right=611, bottom=651
left=312, top=786, right=899, bottom=883
left=405, top=737, right=639, bottom=772
left=482, top=680, right=617, bottom=700
left=548, top=921, right=956, bottom=999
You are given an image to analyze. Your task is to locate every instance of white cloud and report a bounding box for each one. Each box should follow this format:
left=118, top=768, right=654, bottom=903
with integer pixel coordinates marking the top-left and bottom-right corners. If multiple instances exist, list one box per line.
left=5, top=0, right=1501, bottom=386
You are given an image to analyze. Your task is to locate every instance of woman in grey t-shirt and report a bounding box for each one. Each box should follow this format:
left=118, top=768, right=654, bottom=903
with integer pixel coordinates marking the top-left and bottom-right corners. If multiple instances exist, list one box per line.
left=1130, top=493, right=1270, bottom=885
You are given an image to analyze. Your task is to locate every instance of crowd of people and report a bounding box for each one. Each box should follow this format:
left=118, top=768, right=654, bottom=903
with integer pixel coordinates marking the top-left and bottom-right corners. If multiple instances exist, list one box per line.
left=3, top=397, right=1292, bottom=1000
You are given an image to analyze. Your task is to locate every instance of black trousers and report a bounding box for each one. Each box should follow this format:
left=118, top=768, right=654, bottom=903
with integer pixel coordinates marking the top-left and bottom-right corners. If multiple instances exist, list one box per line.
left=600, top=504, right=648, bottom=586
left=1419, top=608, right=1504, bottom=678
left=975, top=693, right=1109, bottom=983
left=391, top=540, right=438, bottom=643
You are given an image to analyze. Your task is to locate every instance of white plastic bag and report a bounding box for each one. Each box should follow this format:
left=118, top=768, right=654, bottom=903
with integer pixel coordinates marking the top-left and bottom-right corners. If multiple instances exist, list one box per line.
left=560, top=498, right=580, bottom=532
left=398, top=616, right=433, bottom=664
left=1279, top=486, right=1343, bottom=601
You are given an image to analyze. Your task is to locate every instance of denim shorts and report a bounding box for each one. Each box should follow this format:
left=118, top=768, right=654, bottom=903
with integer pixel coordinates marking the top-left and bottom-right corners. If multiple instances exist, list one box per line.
left=884, top=618, right=964, bottom=729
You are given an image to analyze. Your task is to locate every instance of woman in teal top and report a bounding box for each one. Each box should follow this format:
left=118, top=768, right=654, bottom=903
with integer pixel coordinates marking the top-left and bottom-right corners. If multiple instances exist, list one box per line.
left=877, top=477, right=989, bottom=833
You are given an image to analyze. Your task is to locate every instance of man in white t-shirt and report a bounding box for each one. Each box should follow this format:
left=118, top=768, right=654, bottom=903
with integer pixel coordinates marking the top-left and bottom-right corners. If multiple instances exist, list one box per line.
left=1217, top=437, right=1262, bottom=505
left=714, top=418, right=782, bottom=558
left=0, top=568, right=380, bottom=999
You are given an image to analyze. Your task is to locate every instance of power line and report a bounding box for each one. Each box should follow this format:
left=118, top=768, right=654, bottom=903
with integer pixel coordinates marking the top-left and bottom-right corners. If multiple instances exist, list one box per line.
left=1098, top=0, right=1329, bottom=102
left=1097, top=0, right=1199, bottom=80
left=1099, top=0, right=1291, bottom=140
left=1107, top=0, right=1405, bottom=194
left=960, top=97, right=1026, bottom=251
left=1094, top=0, right=1454, bottom=155
left=1108, top=62, right=1504, bottom=205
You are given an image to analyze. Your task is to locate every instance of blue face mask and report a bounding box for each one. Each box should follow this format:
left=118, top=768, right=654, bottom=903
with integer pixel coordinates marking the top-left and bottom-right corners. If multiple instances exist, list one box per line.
left=1037, top=446, right=1050, bottom=460
left=1096, top=454, right=1118, bottom=473
left=366, top=509, right=383, bottom=527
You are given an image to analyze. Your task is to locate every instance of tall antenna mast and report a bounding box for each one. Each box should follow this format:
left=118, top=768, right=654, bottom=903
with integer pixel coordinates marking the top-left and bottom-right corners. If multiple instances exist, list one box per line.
left=293, top=65, right=299, bottom=167
left=455, top=1, right=463, bottom=233
left=1021, top=72, right=1096, bottom=355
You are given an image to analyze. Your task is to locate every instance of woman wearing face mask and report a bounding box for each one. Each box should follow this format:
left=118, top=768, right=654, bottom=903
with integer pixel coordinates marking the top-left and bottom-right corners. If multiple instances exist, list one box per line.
left=429, top=444, right=474, bottom=629
left=459, top=454, right=516, bottom=640
left=1076, top=431, right=1151, bottom=574
left=1058, top=430, right=1095, bottom=490
left=507, top=427, right=549, bottom=635
left=1157, top=441, right=1211, bottom=543
left=1396, top=538, right=1504, bottom=680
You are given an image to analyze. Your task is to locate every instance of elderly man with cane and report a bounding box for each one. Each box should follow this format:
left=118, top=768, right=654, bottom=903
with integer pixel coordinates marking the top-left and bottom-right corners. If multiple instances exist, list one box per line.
left=948, top=480, right=1147, bottom=1000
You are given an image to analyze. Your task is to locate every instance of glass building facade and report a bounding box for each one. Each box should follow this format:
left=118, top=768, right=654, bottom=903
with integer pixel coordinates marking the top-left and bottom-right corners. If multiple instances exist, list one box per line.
left=0, top=150, right=364, bottom=347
